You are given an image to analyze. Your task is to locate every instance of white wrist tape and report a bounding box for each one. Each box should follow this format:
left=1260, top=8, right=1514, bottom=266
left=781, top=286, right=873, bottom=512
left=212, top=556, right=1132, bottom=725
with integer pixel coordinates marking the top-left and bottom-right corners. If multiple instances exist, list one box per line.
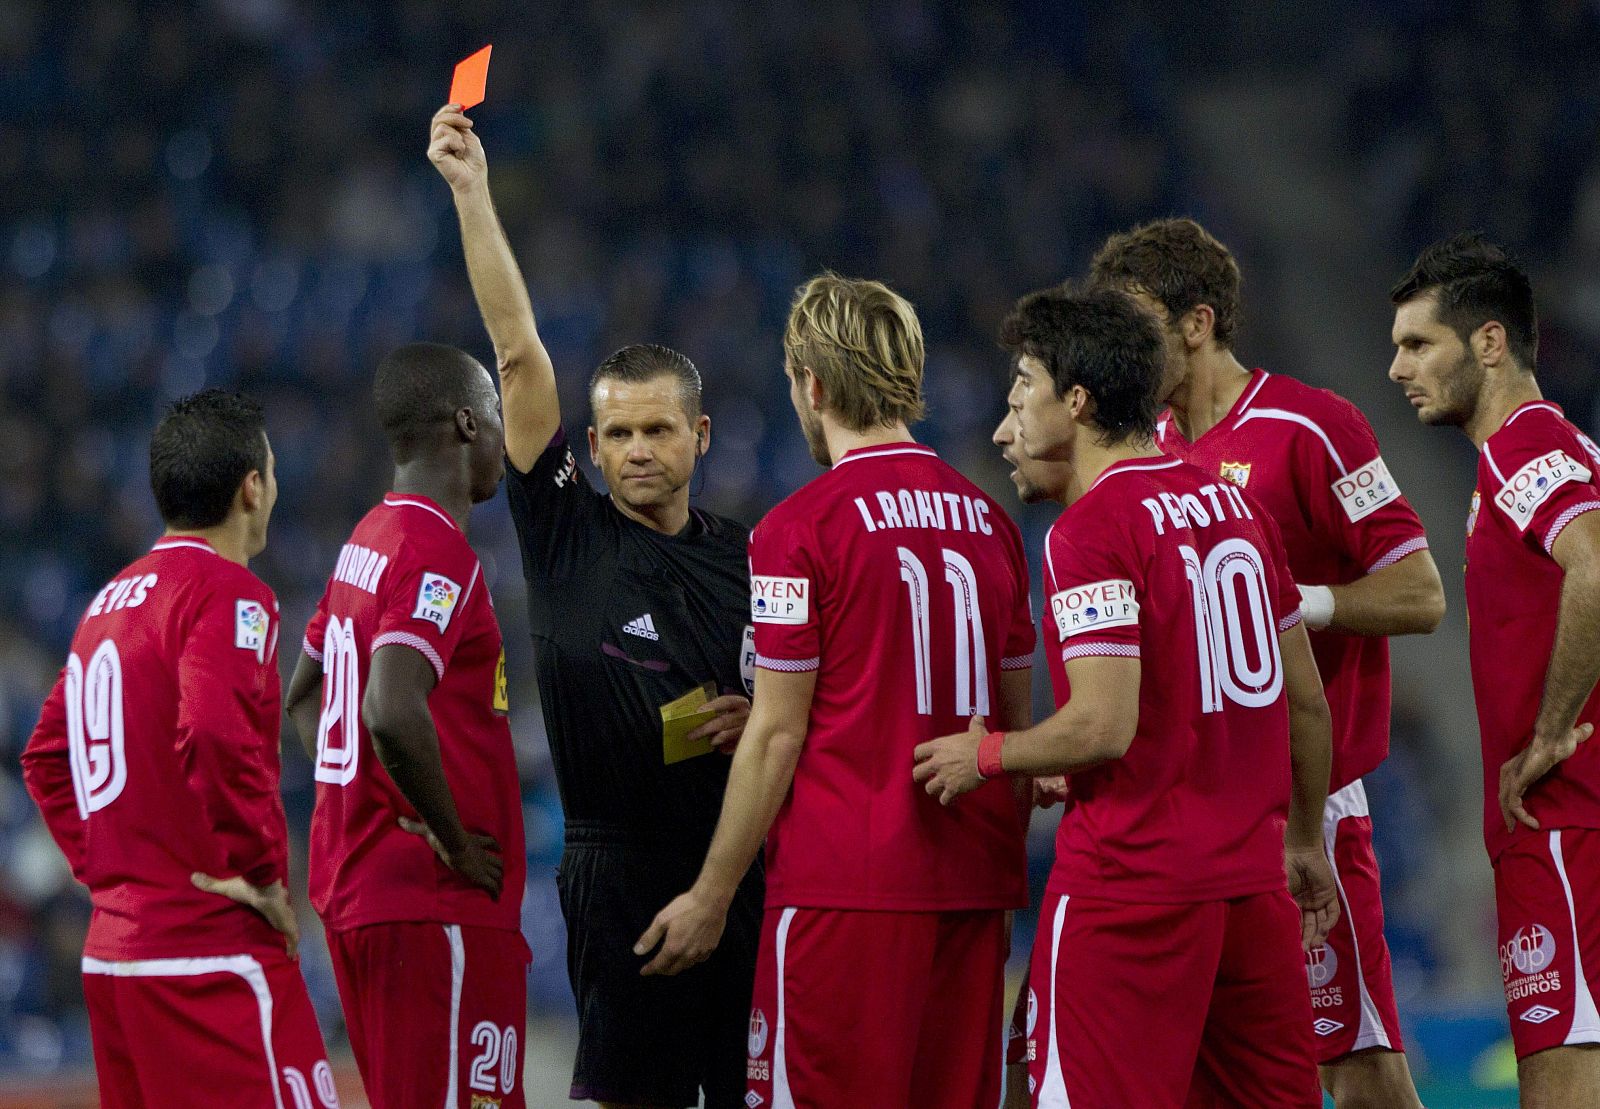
left=1297, top=584, right=1335, bottom=630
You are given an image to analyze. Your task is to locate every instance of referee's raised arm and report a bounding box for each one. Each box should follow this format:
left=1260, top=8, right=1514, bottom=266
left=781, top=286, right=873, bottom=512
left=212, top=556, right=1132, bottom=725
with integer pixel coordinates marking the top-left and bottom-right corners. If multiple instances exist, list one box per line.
left=429, top=103, right=558, bottom=472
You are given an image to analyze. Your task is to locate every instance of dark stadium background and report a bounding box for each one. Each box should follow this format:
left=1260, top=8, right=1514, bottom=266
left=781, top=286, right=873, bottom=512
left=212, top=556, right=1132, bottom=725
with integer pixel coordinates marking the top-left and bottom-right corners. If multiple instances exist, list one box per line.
left=3, top=2, right=1598, bottom=1105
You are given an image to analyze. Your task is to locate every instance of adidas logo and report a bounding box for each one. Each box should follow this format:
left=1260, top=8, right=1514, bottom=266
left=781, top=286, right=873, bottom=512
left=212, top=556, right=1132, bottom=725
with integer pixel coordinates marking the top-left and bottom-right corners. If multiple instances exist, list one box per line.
left=623, top=614, right=660, bottom=641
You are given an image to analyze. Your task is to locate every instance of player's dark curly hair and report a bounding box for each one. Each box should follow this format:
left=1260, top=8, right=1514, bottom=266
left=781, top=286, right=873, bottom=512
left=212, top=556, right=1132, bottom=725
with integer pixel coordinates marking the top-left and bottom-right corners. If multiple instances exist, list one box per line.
left=149, top=388, right=268, bottom=528
left=1390, top=232, right=1538, bottom=371
left=1089, top=217, right=1242, bottom=348
left=999, top=285, right=1164, bottom=444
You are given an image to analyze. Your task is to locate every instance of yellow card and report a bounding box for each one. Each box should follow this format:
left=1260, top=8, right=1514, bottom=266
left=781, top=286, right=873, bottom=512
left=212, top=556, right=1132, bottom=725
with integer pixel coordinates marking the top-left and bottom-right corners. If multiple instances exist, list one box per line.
left=660, top=681, right=716, bottom=720
left=661, top=682, right=718, bottom=764
left=663, top=707, right=720, bottom=764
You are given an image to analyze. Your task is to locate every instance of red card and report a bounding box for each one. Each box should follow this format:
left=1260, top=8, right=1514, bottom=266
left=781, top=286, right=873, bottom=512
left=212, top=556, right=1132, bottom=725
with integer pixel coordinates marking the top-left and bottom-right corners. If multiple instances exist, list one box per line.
left=450, top=45, right=492, bottom=110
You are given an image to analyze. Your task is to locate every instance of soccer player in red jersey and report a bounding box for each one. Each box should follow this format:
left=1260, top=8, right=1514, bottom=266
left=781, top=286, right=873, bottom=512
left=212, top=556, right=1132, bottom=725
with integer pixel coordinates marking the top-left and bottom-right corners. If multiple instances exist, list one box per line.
left=1389, top=234, right=1600, bottom=1104
left=285, top=344, right=527, bottom=1109
left=1089, top=218, right=1442, bottom=1107
left=22, top=390, right=338, bottom=1109
left=917, top=286, right=1340, bottom=1109
left=635, top=274, right=1038, bottom=1106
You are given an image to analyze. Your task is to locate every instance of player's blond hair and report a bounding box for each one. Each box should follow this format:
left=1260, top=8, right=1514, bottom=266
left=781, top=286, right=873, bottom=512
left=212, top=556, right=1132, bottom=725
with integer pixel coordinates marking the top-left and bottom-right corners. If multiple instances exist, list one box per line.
left=783, top=273, right=926, bottom=431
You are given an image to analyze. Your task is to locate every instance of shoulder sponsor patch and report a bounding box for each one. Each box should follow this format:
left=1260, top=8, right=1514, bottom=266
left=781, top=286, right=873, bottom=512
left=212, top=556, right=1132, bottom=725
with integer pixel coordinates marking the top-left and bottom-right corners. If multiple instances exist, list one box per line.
left=751, top=575, right=810, bottom=625
left=554, top=447, right=579, bottom=488
left=1050, top=579, right=1138, bottom=638
left=413, top=571, right=462, bottom=632
left=1332, top=456, right=1403, bottom=522
left=235, top=599, right=269, bottom=662
left=1494, top=451, right=1592, bottom=532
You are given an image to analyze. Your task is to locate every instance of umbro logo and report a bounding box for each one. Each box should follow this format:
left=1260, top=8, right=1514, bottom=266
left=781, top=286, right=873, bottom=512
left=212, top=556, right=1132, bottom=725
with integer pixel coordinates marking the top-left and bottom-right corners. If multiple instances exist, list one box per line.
left=1521, top=1005, right=1561, bottom=1024
left=623, top=614, right=660, bottom=641
left=745, top=1094, right=764, bottom=1108
left=1311, top=1018, right=1345, bottom=1037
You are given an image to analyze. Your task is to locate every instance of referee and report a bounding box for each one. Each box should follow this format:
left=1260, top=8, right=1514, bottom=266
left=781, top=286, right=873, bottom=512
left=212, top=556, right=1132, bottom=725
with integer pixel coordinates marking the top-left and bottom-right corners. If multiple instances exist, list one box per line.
left=429, top=107, right=762, bottom=1109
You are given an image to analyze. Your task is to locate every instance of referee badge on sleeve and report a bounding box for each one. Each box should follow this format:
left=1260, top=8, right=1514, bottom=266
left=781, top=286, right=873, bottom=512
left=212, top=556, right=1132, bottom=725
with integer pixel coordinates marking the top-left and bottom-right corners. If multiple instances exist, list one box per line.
left=413, top=572, right=462, bottom=632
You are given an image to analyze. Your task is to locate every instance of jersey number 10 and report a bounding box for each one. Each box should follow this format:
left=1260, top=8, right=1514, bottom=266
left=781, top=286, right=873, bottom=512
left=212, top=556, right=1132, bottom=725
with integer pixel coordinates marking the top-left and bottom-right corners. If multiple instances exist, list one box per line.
left=314, top=617, right=361, bottom=786
left=1179, top=538, right=1283, bottom=713
left=898, top=546, right=989, bottom=717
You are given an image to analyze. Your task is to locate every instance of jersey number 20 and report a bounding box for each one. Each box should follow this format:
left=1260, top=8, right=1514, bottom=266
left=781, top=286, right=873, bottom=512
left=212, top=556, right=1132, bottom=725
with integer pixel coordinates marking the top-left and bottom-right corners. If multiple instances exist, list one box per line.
left=314, top=617, right=361, bottom=786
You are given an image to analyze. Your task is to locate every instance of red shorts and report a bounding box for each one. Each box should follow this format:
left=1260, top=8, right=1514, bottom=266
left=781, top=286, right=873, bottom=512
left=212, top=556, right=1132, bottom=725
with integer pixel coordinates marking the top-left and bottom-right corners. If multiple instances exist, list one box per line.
left=746, top=906, right=1007, bottom=1108
left=328, top=922, right=530, bottom=1109
left=1494, top=827, right=1600, bottom=1059
left=1027, top=888, right=1321, bottom=1109
left=1306, top=780, right=1406, bottom=1063
left=83, top=951, right=336, bottom=1109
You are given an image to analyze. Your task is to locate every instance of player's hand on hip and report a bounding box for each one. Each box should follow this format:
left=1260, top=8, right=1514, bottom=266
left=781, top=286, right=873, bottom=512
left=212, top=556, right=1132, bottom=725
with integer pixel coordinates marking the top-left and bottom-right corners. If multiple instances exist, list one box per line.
left=1283, top=844, right=1340, bottom=950
left=1500, top=722, right=1595, bottom=833
left=687, top=694, right=752, bottom=755
left=428, top=104, right=487, bottom=193
left=912, top=715, right=989, bottom=805
left=398, top=817, right=504, bottom=899
left=191, top=874, right=300, bottom=959
left=634, top=889, right=727, bottom=977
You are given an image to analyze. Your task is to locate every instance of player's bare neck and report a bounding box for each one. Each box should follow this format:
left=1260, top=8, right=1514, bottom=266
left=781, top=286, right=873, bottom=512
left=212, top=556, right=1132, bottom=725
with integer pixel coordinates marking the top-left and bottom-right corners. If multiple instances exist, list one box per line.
left=162, top=525, right=249, bottom=566
left=1170, top=350, right=1251, bottom=442
left=1466, top=372, right=1544, bottom=449
left=1070, top=436, right=1163, bottom=504
left=823, top=419, right=915, bottom=468
left=392, top=462, right=472, bottom=533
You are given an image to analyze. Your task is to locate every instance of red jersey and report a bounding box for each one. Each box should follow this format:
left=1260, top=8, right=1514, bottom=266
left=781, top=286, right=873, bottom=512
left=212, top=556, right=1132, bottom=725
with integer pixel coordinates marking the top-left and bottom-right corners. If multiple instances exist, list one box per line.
left=1043, top=456, right=1303, bottom=903
left=749, top=442, right=1035, bottom=910
left=304, top=493, right=524, bottom=932
left=1156, top=370, right=1429, bottom=790
left=22, top=538, right=289, bottom=960
left=1467, top=401, right=1600, bottom=860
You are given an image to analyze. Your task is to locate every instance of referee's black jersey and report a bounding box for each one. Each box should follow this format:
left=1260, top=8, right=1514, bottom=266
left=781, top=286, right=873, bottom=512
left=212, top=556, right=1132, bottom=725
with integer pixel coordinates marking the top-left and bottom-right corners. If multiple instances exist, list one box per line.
left=506, top=428, right=757, bottom=847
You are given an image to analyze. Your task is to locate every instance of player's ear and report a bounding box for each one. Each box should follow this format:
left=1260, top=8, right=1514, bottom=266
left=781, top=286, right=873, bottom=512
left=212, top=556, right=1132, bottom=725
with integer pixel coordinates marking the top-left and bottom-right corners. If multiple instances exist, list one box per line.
left=1181, top=304, right=1213, bottom=351
left=237, top=469, right=264, bottom=513
left=805, top=368, right=826, bottom=413
left=456, top=407, right=477, bottom=443
left=586, top=425, right=600, bottom=467
left=1475, top=320, right=1507, bottom=368
left=695, top=415, right=710, bottom=457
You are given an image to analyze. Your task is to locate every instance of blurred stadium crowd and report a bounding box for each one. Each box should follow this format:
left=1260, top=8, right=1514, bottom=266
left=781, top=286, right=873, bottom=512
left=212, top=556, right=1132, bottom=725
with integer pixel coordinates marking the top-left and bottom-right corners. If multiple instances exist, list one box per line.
left=2, top=0, right=1599, bottom=1083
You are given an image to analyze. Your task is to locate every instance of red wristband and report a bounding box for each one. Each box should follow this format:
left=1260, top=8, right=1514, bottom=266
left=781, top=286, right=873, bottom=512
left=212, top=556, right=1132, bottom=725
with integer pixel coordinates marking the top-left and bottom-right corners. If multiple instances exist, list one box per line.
left=976, top=730, right=1007, bottom=780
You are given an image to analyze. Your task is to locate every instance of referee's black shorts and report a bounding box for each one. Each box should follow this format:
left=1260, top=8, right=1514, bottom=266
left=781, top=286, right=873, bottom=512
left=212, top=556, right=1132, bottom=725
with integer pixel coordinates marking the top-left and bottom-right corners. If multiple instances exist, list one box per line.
left=557, top=822, right=763, bottom=1108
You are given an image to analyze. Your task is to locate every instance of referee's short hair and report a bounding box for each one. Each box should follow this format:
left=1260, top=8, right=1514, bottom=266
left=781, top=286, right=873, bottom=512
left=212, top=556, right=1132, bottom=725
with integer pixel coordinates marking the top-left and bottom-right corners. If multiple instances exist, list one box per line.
left=589, top=344, right=703, bottom=421
left=784, top=272, right=926, bottom=431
